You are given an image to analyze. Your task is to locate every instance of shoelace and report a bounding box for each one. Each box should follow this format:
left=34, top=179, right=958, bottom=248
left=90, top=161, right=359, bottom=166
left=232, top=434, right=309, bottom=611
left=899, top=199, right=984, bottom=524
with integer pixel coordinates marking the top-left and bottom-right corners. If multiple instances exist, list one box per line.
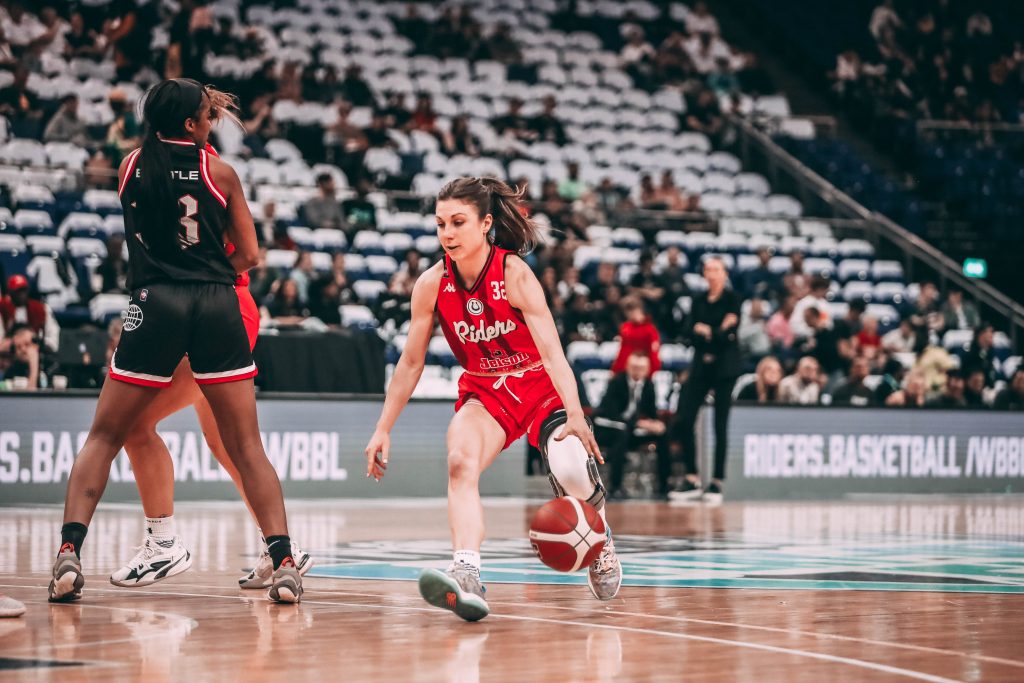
left=129, top=541, right=159, bottom=565
left=593, top=544, right=618, bottom=574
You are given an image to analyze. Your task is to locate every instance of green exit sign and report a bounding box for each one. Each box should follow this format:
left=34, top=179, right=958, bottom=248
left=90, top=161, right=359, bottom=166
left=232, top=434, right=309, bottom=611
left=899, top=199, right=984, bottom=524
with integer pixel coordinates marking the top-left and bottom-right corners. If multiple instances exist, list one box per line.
left=962, top=258, right=987, bottom=279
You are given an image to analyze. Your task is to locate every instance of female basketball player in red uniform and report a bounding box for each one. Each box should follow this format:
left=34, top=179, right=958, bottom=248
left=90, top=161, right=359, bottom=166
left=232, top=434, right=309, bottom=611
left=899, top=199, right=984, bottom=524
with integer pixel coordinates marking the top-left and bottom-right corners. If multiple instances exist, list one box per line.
left=50, top=79, right=302, bottom=604
left=365, top=177, right=621, bottom=621
left=109, top=135, right=312, bottom=591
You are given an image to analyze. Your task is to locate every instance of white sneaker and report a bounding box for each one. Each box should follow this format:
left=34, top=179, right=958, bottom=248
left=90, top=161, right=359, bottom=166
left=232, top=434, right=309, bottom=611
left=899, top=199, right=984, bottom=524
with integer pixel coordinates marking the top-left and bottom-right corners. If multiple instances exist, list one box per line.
left=0, top=593, right=26, bottom=617
left=239, top=545, right=313, bottom=589
left=587, top=536, right=622, bottom=601
left=110, top=536, right=192, bottom=587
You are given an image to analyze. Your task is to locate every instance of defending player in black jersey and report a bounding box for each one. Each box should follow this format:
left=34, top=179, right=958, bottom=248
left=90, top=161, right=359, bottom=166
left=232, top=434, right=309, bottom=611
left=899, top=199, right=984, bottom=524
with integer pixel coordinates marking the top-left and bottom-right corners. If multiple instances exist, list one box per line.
left=49, top=79, right=302, bottom=604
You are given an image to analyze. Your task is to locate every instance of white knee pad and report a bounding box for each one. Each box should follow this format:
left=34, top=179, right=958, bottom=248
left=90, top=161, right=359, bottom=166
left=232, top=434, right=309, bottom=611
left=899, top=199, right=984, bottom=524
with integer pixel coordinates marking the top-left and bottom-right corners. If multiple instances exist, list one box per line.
left=540, top=410, right=606, bottom=510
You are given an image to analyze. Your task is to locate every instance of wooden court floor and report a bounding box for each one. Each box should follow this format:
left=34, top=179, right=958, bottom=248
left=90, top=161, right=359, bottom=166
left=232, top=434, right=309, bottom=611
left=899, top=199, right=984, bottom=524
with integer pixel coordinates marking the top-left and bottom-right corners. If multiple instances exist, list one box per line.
left=1, top=497, right=1023, bottom=682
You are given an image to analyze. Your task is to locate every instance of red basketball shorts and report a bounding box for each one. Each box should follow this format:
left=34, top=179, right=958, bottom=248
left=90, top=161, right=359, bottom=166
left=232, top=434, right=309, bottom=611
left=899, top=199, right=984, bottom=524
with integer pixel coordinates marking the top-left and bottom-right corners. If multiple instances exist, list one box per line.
left=236, top=285, right=259, bottom=351
left=455, top=366, right=564, bottom=450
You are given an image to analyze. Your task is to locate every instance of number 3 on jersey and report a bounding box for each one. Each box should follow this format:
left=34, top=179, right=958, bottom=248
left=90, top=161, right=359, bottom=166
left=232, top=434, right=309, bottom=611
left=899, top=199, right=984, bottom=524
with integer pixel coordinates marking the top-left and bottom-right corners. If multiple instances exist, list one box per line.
left=491, top=281, right=507, bottom=301
left=178, top=194, right=200, bottom=248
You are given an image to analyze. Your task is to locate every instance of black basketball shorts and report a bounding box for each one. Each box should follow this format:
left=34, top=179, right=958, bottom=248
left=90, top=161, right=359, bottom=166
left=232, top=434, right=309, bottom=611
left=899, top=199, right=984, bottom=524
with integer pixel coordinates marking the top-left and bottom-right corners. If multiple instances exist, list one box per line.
left=109, top=281, right=257, bottom=388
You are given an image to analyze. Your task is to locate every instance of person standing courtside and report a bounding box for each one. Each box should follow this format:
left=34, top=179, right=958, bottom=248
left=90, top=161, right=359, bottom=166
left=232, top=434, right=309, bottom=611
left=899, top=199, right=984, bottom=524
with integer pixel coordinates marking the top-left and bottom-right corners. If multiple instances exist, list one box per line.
left=669, top=258, right=741, bottom=504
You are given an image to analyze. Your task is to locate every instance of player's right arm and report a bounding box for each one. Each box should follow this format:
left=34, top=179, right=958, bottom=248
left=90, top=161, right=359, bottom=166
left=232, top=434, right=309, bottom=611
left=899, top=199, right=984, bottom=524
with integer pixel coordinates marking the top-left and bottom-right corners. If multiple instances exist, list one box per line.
left=210, top=156, right=260, bottom=274
left=364, top=262, right=443, bottom=481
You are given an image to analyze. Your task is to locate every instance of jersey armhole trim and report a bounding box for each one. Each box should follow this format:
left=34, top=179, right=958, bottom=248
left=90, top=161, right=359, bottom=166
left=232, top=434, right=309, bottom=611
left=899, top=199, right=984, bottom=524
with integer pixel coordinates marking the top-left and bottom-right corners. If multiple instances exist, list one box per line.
left=117, top=147, right=142, bottom=199
left=199, top=148, right=228, bottom=208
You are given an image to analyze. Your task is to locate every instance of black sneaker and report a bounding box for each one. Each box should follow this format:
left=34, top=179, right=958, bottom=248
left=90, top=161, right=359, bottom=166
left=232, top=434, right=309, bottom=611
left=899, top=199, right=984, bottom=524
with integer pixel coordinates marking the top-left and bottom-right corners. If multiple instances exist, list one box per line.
left=667, top=479, right=703, bottom=503
left=703, top=482, right=723, bottom=506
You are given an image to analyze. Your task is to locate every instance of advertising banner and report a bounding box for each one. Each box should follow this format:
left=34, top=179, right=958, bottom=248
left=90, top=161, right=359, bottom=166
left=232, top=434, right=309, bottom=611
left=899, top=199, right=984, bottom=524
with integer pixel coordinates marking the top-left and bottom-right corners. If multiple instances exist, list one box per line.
left=0, top=395, right=526, bottom=504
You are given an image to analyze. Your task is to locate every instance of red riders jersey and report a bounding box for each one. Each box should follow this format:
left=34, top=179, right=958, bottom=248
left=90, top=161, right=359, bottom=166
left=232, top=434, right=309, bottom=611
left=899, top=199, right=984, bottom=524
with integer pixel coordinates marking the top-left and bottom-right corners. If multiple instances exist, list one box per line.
left=204, top=142, right=250, bottom=288
left=436, top=246, right=543, bottom=376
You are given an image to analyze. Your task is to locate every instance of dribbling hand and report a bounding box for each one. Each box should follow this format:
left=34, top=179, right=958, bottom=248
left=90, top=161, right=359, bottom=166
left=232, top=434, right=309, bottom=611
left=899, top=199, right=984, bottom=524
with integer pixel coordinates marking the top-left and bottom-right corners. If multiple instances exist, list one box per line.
left=364, top=430, right=390, bottom=482
left=554, top=413, right=603, bottom=465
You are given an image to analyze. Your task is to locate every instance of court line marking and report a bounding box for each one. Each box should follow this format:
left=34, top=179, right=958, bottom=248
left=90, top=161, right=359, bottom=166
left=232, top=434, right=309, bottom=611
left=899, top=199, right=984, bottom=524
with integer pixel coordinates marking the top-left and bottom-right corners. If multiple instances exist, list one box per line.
left=0, top=582, right=963, bottom=683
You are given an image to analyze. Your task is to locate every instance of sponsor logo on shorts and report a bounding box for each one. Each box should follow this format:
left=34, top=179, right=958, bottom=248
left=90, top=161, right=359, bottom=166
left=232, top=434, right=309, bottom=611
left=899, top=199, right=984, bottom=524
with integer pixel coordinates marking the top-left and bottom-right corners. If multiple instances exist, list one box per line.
left=453, top=318, right=516, bottom=344
left=479, top=352, right=531, bottom=371
left=139, top=289, right=148, bottom=302
left=466, top=298, right=484, bottom=316
left=123, top=304, right=144, bottom=332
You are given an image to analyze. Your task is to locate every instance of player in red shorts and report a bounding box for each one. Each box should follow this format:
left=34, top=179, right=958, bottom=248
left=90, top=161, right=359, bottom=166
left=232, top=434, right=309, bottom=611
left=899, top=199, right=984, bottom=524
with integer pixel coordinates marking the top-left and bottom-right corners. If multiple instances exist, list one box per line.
left=365, top=177, right=622, bottom=621
left=108, top=140, right=312, bottom=592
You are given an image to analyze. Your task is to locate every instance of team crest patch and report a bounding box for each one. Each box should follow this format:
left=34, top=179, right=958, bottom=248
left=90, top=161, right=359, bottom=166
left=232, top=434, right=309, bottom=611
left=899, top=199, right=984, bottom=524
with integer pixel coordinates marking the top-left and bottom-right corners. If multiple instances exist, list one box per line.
left=466, top=298, right=484, bottom=316
left=123, top=304, right=144, bottom=332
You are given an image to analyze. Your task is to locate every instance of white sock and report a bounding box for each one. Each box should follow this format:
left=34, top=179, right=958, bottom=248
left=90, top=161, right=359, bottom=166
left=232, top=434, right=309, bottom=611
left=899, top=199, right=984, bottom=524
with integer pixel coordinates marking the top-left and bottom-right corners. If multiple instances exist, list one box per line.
left=257, top=528, right=268, bottom=551
left=453, top=549, right=481, bottom=572
left=146, top=516, right=175, bottom=542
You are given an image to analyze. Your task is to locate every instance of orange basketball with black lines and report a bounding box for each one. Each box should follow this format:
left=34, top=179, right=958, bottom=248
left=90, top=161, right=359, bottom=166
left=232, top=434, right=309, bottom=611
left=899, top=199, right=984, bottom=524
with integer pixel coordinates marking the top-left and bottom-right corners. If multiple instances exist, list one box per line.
left=529, top=497, right=606, bottom=572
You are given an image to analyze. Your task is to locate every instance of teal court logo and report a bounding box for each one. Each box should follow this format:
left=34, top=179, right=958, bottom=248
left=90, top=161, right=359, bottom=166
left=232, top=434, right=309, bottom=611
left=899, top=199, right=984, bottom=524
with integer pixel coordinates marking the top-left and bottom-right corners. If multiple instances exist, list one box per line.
left=308, top=535, right=1024, bottom=594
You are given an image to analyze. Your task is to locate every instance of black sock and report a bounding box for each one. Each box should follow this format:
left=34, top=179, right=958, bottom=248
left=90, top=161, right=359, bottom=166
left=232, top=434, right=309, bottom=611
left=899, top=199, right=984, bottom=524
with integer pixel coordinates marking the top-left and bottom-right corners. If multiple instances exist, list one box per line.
left=60, top=522, right=88, bottom=558
left=265, top=535, right=293, bottom=570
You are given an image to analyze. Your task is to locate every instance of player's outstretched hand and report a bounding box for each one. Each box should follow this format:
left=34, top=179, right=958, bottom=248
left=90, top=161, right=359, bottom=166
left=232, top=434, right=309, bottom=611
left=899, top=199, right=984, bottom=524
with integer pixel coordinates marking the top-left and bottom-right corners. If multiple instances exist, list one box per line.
left=555, top=413, right=603, bottom=465
left=365, top=430, right=390, bottom=482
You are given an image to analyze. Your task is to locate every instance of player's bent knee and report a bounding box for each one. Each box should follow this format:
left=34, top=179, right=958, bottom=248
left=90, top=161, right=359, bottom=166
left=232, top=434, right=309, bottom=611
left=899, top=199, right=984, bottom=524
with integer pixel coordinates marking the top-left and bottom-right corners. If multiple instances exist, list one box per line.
left=539, top=410, right=606, bottom=510
left=447, top=448, right=481, bottom=482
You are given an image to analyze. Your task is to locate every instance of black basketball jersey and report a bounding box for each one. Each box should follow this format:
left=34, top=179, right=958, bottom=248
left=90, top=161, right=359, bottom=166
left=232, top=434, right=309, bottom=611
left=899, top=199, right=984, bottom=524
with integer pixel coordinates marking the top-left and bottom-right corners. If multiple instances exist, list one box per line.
left=119, top=138, right=236, bottom=288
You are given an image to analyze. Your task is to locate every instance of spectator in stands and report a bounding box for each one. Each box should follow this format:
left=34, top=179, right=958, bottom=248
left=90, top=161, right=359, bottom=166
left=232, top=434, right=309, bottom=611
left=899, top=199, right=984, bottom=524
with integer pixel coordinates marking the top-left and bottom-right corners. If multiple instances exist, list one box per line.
left=686, top=1, right=720, bottom=36
left=530, top=95, right=567, bottom=146
left=1, top=326, right=40, bottom=391
left=994, top=368, right=1024, bottom=411
left=105, top=0, right=159, bottom=81
left=882, top=318, right=917, bottom=354
left=942, top=288, right=980, bottom=332
left=304, top=173, right=345, bottom=231
left=612, top=297, right=661, bottom=374
left=687, top=31, right=731, bottom=76
left=766, top=294, right=796, bottom=353
left=778, top=356, right=821, bottom=405
left=964, top=369, right=988, bottom=409
left=83, top=150, right=116, bottom=190
left=621, top=27, right=656, bottom=89
left=743, top=247, right=780, bottom=302
left=831, top=355, right=874, bottom=406
left=962, top=323, right=997, bottom=387
left=855, top=314, right=882, bottom=358
left=484, top=21, right=521, bottom=64
left=492, top=98, right=534, bottom=143
left=363, top=110, right=396, bottom=149
left=671, top=257, right=740, bottom=501
left=797, top=306, right=843, bottom=380
left=783, top=249, right=809, bottom=299
left=738, top=297, right=771, bottom=362
left=340, top=65, right=374, bottom=108
left=389, top=251, right=423, bottom=300
left=638, top=174, right=661, bottom=209
left=240, top=95, right=279, bottom=158
left=247, top=249, right=276, bottom=304
left=62, top=10, right=103, bottom=60
left=656, top=170, right=697, bottom=211
left=556, top=163, right=586, bottom=202
left=43, top=95, right=93, bottom=148
left=789, top=275, right=831, bottom=338
left=410, top=93, right=441, bottom=139
left=628, top=253, right=666, bottom=320
left=736, top=355, right=783, bottom=403
left=262, top=278, right=309, bottom=323
left=444, top=115, right=480, bottom=157
left=683, top=87, right=725, bottom=143
left=1, top=1, right=44, bottom=54
left=927, top=369, right=966, bottom=409
left=0, top=64, right=43, bottom=138
left=341, top=179, right=378, bottom=232
left=655, top=30, right=695, bottom=86
left=594, top=351, right=671, bottom=499
left=868, top=0, right=901, bottom=41
left=874, top=358, right=906, bottom=405
left=308, top=280, right=342, bottom=326
left=288, top=252, right=318, bottom=305
left=322, top=253, right=357, bottom=306
left=1, top=275, right=59, bottom=354
left=381, top=91, right=412, bottom=130
left=915, top=343, right=955, bottom=395
left=104, top=89, right=140, bottom=162
left=97, top=234, right=128, bottom=293
left=885, top=370, right=928, bottom=407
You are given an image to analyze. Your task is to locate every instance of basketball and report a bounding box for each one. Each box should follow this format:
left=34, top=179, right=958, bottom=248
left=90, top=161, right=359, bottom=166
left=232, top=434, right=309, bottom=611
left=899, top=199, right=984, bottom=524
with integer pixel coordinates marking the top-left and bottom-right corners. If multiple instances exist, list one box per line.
left=529, top=497, right=607, bottom=572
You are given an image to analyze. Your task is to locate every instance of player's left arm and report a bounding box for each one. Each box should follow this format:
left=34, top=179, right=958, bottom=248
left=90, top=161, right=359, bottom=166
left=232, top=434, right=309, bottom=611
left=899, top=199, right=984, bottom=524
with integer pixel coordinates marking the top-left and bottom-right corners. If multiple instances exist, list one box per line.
left=505, top=257, right=602, bottom=462
left=209, top=156, right=259, bottom=275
